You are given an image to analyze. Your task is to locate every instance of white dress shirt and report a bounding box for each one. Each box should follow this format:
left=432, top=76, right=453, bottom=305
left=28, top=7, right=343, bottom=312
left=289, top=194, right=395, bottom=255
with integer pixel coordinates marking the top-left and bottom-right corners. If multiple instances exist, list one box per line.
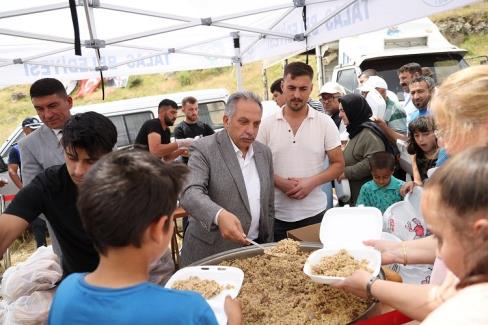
left=53, top=129, right=63, bottom=142
left=214, top=136, right=261, bottom=240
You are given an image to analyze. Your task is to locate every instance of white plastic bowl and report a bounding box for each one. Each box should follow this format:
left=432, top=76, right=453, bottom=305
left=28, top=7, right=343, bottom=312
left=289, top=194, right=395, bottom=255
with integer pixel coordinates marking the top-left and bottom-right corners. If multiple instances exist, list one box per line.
left=303, top=247, right=381, bottom=285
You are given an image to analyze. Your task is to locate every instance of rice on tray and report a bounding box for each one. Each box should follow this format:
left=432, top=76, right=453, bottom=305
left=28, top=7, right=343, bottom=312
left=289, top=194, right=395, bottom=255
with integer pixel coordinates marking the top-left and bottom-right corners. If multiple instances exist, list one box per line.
left=219, top=240, right=371, bottom=324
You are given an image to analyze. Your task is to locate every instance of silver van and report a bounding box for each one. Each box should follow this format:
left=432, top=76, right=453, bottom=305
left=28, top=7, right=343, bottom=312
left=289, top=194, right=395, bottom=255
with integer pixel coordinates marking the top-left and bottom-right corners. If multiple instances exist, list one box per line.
left=0, top=88, right=229, bottom=196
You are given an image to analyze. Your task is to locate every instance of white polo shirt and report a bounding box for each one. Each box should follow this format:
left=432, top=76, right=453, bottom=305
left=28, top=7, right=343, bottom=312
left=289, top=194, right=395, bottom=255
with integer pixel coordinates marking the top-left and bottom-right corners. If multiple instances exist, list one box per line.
left=257, top=106, right=341, bottom=222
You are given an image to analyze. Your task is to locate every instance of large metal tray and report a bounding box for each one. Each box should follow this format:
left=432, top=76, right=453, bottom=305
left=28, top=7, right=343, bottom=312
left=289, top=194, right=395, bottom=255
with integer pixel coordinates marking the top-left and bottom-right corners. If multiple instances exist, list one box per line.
left=191, top=242, right=383, bottom=324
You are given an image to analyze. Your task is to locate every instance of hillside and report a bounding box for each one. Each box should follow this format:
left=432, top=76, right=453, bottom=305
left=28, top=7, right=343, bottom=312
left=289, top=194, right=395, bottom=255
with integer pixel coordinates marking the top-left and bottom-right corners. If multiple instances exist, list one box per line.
left=1, top=1, right=487, bottom=142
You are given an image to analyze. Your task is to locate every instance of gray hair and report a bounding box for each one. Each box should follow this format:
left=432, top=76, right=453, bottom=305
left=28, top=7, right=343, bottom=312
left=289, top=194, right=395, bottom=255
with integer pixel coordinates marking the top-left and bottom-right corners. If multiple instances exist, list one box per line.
left=224, top=91, right=263, bottom=117
left=410, top=76, right=435, bottom=90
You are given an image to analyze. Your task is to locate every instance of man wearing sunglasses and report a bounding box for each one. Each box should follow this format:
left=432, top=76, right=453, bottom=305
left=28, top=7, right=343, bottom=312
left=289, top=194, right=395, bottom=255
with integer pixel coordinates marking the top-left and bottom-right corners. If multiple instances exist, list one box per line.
left=319, top=82, right=346, bottom=129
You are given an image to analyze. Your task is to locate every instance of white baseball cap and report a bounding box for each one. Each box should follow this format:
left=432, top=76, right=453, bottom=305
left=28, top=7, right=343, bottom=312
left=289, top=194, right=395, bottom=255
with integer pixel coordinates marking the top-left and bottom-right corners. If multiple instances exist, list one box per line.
left=357, top=75, right=388, bottom=92
left=319, top=82, right=346, bottom=95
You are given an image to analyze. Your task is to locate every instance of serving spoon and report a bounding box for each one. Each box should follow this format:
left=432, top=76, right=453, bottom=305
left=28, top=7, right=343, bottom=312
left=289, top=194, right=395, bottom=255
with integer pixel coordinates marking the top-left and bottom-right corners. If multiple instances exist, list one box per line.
left=245, top=238, right=289, bottom=258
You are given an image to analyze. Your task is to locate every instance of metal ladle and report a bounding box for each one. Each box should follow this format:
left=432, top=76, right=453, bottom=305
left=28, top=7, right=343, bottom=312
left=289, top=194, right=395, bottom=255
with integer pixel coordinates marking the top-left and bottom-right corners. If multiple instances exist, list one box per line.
left=245, top=238, right=289, bottom=258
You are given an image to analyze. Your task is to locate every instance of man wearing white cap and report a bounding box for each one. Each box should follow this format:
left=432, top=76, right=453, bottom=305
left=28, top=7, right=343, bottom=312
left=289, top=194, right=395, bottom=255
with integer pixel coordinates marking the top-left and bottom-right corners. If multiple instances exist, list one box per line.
left=359, top=76, right=407, bottom=138
left=319, top=82, right=346, bottom=129
left=357, top=78, right=387, bottom=119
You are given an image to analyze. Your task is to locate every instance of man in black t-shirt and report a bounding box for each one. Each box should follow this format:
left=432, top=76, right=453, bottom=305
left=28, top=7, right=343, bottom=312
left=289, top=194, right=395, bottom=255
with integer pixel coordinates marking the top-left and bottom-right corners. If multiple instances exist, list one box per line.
left=174, top=96, right=214, bottom=165
left=134, top=98, right=193, bottom=161
left=0, top=112, right=117, bottom=276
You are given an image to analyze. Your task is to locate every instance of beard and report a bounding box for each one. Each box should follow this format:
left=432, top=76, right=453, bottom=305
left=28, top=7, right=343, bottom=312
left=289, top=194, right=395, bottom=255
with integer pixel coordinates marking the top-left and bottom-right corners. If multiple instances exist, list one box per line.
left=414, top=98, right=430, bottom=109
left=187, top=114, right=198, bottom=123
left=287, top=99, right=306, bottom=112
left=164, top=115, right=175, bottom=126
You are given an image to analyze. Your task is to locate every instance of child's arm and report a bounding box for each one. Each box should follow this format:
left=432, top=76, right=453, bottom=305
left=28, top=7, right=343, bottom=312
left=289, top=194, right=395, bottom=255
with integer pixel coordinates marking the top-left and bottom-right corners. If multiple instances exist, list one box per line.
left=224, top=296, right=242, bottom=325
left=411, top=154, right=423, bottom=185
left=334, top=270, right=440, bottom=321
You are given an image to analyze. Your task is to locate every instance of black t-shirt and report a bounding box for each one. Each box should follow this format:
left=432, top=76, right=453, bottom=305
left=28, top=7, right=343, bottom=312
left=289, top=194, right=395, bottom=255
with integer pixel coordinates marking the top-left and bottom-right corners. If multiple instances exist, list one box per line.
left=5, top=164, right=98, bottom=276
left=173, top=121, right=214, bottom=139
left=173, top=121, right=215, bottom=163
left=330, top=112, right=342, bottom=129
left=134, top=118, right=171, bottom=148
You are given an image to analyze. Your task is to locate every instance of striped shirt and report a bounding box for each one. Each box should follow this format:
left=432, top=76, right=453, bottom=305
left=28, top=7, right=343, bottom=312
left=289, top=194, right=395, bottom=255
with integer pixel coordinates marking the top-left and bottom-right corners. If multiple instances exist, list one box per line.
left=384, top=97, right=407, bottom=134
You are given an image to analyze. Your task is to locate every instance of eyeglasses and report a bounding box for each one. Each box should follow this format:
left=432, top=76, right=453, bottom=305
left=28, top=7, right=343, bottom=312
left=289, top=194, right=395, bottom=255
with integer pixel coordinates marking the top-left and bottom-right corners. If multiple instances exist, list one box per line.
left=319, top=95, right=341, bottom=102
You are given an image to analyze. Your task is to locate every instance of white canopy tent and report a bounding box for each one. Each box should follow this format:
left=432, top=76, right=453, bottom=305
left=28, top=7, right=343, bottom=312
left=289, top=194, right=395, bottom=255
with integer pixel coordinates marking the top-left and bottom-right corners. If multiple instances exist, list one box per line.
left=0, top=0, right=478, bottom=88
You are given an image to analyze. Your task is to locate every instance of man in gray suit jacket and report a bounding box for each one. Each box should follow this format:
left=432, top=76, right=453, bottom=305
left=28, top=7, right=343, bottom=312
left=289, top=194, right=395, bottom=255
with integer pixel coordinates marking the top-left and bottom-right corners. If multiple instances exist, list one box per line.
left=18, top=78, right=73, bottom=257
left=180, top=91, right=274, bottom=266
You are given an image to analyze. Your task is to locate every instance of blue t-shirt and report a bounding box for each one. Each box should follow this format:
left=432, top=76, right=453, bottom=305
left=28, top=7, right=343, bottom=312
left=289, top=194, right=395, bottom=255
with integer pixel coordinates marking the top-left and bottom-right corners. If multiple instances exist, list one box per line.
left=7, top=144, right=21, bottom=167
left=407, top=108, right=429, bottom=125
left=435, top=148, right=449, bottom=167
left=356, top=176, right=404, bottom=213
left=48, top=273, right=218, bottom=325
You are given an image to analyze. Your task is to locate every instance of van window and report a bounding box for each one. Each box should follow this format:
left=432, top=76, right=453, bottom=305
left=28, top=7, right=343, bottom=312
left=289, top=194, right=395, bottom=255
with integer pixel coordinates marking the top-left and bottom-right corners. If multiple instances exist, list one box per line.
left=108, top=111, right=153, bottom=148
left=337, top=69, right=358, bottom=93
left=360, top=53, right=468, bottom=101
left=200, top=101, right=225, bottom=130
left=1, top=130, right=25, bottom=164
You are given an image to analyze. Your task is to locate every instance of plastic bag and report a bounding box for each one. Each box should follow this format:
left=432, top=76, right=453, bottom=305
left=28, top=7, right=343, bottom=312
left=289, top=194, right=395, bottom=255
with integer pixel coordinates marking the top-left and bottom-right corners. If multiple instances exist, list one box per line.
left=0, top=300, right=6, bottom=324
left=1, top=246, right=61, bottom=303
left=383, top=186, right=428, bottom=240
left=3, top=290, right=53, bottom=325
left=383, top=187, right=433, bottom=284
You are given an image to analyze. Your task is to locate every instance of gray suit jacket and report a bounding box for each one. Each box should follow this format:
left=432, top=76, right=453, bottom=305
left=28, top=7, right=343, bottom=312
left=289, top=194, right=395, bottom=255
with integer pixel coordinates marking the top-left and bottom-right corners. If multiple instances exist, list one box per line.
left=180, top=130, right=274, bottom=266
left=18, top=125, right=64, bottom=185
left=18, top=124, right=64, bottom=257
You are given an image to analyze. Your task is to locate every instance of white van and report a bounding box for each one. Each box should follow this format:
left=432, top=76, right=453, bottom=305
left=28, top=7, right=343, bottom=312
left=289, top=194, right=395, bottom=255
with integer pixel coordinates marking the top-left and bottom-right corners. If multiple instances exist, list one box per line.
left=0, top=88, right=229, bottom=196
left=321, top=18, right=469, bottom=100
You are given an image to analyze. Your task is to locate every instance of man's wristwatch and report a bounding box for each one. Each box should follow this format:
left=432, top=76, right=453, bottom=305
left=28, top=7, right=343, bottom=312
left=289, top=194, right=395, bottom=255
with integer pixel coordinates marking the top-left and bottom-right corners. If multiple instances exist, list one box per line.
left=366, top=276, right=379, bottom=301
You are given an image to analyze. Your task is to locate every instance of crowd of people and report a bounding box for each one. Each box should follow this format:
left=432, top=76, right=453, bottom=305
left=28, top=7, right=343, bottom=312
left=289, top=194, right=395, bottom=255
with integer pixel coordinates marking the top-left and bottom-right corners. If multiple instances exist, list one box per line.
left=0, top=59, right=486, bottom=324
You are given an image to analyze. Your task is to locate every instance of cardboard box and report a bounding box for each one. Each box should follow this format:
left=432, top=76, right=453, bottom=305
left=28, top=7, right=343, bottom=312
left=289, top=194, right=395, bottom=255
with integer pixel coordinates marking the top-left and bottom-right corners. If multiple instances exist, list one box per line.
left=286, top=223, right=321, bottom=243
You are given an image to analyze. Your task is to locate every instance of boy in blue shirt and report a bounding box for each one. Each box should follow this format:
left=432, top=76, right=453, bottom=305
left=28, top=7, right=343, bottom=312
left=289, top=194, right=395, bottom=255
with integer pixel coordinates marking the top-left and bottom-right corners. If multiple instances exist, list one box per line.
left=356, top=151, right=404, bottom=213
left=48, top=149, right=242, bottom=325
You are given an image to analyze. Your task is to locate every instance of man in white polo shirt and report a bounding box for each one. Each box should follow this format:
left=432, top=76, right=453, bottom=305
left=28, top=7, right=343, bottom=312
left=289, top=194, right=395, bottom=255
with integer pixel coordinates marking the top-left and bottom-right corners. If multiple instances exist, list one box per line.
left=257, top=62, right=345, bottom=240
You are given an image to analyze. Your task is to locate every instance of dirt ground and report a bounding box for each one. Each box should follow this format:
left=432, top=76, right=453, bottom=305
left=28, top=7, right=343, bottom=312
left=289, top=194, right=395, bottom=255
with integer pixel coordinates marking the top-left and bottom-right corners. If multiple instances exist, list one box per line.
left=1, top=237, right=37, bottom=276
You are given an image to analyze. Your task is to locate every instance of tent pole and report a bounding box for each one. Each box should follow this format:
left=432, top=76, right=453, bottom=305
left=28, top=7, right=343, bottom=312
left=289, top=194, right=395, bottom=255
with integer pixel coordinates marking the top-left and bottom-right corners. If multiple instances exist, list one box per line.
left=316, top=45, right=324, bottom=88
left=232, top=32, right=243, bottom=91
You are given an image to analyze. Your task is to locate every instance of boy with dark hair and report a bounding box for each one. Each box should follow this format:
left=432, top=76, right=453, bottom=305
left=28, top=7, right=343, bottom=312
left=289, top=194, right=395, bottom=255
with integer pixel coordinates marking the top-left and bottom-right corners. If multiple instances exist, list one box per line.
left=356, top=151, right=405, bottom=212
left=0, top=112, right=117, bottom=276
left=135, top=98, right=192, bottom=160
left=49, top=149, right=242, bottom=324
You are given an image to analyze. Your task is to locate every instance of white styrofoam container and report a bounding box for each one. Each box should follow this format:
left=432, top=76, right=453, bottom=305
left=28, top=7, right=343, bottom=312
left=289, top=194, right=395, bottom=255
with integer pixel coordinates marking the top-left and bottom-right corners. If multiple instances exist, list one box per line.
left=165, top=266, right=244, bottom=325
left=303, top=206, right=383, bottom=284
left=335, top=179, right=351, bottom=202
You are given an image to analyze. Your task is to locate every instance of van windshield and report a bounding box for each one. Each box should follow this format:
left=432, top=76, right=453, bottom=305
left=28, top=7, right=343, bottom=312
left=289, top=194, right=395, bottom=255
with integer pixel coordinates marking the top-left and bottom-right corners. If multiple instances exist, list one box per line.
left=361, top=52, right=469, bottom=101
